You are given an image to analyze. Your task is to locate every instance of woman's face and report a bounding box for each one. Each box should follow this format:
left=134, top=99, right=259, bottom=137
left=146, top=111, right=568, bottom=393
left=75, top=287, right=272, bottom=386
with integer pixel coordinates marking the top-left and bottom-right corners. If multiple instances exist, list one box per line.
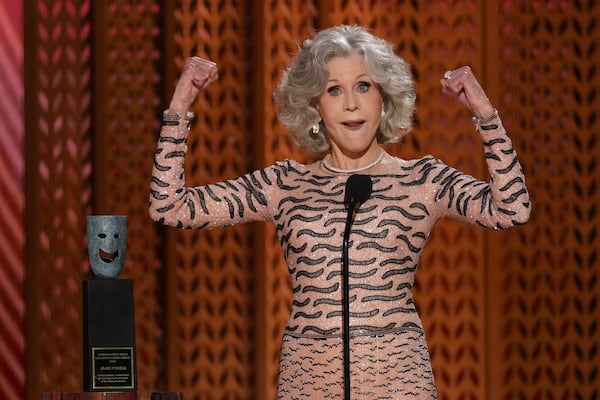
left=316, top=53, right=383, bottom=160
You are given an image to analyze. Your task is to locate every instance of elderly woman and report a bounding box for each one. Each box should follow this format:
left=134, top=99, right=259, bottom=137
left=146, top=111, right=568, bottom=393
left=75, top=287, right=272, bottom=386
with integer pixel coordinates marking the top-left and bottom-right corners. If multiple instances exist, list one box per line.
left=150, top=25, right=530, bottom=399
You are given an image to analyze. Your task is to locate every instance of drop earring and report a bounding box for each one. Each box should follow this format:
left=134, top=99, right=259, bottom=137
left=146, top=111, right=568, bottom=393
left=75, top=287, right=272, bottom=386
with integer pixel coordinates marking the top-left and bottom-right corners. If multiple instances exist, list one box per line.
left=311, top=123, right=320, bottom=135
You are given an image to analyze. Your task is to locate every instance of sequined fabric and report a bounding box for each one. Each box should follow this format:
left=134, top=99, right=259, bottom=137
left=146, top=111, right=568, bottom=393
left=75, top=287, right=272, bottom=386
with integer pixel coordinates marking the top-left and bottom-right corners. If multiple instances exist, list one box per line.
left=278, top=330, right=437, bottom=399
left=150, top=117, right=530, bottom=399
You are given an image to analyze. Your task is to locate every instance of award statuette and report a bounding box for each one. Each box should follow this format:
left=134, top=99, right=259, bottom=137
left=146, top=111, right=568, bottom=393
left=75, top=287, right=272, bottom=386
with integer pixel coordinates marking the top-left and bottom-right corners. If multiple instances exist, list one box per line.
left=83, top=215, right=137, bottom=392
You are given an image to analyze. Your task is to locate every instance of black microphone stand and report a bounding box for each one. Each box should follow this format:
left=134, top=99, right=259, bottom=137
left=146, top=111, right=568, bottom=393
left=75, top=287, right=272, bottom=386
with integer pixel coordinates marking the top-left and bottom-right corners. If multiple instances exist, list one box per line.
left=342, top=202, right=357, bottom=400
left=341, top=174, right=372, bottom=400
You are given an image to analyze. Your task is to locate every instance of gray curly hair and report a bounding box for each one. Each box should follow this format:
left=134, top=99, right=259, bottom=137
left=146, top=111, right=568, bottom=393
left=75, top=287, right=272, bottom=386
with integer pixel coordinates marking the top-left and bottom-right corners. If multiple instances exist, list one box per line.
left=273, top=25, right=416, bottom=154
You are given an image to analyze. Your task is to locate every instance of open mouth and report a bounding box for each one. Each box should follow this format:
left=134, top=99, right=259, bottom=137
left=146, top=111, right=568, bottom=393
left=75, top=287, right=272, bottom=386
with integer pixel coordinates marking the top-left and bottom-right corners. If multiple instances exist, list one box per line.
left=342, top=120, right=365, bottom=128
left=99, top=249, right=118, bottom=263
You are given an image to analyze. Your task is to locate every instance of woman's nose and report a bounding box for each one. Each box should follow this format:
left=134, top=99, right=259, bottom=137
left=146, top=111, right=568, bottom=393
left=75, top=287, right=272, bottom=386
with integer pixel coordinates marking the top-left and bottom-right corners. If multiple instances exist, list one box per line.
left=344, top=93, right=359, bottom=111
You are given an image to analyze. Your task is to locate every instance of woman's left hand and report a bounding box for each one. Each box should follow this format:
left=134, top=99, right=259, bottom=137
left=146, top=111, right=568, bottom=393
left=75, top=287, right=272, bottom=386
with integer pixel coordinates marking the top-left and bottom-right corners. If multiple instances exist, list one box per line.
left=440, top=66, right=494, bottom=119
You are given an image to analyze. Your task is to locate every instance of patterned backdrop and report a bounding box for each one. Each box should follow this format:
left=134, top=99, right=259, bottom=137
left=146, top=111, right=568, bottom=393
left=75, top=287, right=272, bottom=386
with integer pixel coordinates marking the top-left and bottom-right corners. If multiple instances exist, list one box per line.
left=0, top=1, right=598, bottom=400
left=0, top=1, right=24, bottom=400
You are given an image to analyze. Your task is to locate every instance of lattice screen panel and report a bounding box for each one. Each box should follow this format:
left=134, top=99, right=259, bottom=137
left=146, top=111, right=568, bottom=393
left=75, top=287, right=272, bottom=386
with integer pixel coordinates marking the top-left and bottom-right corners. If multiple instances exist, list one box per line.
left=92, top=1, right=165, bottom=390
left=167, top=1, right=256, bottom=399
left=493, top=2, right=600, bottom=400
left=24, top=2, right=93, bottom=398
left=0, top=2, right=25, bottom=400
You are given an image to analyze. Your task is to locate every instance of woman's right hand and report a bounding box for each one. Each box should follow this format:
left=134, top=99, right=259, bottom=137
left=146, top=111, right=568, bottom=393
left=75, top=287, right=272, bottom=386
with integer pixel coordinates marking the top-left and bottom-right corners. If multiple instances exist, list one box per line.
left=168, top=56, right=218, bottom=115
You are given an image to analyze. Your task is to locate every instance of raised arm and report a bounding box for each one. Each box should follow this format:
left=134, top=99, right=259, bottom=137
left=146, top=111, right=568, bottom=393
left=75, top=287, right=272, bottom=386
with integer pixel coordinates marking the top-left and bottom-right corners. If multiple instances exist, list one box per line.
left=431, top=66, right=531, bottom=229
left=149, top=57, right=272, bottom=229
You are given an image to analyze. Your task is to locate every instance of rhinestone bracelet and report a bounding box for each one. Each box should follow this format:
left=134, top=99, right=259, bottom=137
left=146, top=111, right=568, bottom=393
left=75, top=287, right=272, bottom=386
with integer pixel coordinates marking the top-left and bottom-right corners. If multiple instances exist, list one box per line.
left=471, top=108, right=498, bottom=126
left=162, top=110, right=195, bottom=128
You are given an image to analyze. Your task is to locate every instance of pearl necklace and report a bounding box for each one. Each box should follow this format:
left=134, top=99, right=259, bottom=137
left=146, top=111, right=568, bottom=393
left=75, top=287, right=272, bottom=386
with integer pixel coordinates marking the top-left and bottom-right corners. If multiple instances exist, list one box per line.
left=322, top=149, right=385, bottom=174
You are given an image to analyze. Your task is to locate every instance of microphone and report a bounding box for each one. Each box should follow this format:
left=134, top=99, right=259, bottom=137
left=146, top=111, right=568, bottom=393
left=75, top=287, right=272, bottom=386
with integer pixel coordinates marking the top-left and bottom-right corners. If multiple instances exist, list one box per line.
left=344, top=174, right=373, bottom=210
left=341, top=173, right=372, bottom=400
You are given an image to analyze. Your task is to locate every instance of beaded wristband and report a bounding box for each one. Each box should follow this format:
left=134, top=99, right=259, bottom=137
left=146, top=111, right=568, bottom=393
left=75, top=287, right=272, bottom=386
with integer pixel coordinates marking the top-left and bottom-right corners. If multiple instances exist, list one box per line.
left=162, top=110, right=195, bottom=128
left=471, top=108, right=498, bottom=126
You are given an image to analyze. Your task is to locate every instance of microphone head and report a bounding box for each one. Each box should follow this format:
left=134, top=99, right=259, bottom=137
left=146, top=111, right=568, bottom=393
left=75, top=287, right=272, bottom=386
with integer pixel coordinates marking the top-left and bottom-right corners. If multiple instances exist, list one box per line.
left=344, top=174, right=373, bottom=209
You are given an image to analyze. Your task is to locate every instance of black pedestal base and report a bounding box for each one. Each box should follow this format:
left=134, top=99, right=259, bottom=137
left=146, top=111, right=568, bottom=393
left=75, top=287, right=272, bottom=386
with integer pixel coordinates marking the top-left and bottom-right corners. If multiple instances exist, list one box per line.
left=82, top=279, right=137, bottom=392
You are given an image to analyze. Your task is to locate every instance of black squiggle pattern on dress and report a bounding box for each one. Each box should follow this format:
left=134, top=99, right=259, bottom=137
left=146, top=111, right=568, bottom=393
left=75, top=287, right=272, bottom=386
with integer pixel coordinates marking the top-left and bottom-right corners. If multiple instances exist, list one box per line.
left=150, top=120, right=530, bottom=399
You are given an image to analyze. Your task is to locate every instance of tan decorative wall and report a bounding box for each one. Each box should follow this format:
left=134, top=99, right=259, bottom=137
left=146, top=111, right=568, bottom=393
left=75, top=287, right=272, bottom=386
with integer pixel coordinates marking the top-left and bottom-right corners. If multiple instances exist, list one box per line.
left=490, top=2, right=600, bottom=399
left=24, top=1, right=93, bottom=396
left=2, top=1, right=596, bottom=400
left=91, top=1, right=166, bottom=390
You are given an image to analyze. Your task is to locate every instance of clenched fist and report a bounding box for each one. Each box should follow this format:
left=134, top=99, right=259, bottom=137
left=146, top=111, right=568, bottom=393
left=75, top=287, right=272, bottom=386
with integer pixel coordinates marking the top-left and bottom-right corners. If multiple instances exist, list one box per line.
left=168, top=56, right=219, bottom=116
left=440, top=66, right=494, bottom=119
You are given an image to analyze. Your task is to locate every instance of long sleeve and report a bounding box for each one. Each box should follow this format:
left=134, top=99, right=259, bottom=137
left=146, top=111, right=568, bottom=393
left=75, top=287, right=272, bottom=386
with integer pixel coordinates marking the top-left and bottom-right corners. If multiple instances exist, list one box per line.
left=149, top=124, right=273, bottom=229
left=423, top=114, right=531, bottom=229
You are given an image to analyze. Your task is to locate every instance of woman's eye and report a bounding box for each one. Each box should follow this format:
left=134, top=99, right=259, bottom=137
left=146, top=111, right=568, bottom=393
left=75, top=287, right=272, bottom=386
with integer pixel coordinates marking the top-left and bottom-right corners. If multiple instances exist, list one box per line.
left=357, top=82, right=371, bottom=92
left=327, top=86, right=341, bottom=96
